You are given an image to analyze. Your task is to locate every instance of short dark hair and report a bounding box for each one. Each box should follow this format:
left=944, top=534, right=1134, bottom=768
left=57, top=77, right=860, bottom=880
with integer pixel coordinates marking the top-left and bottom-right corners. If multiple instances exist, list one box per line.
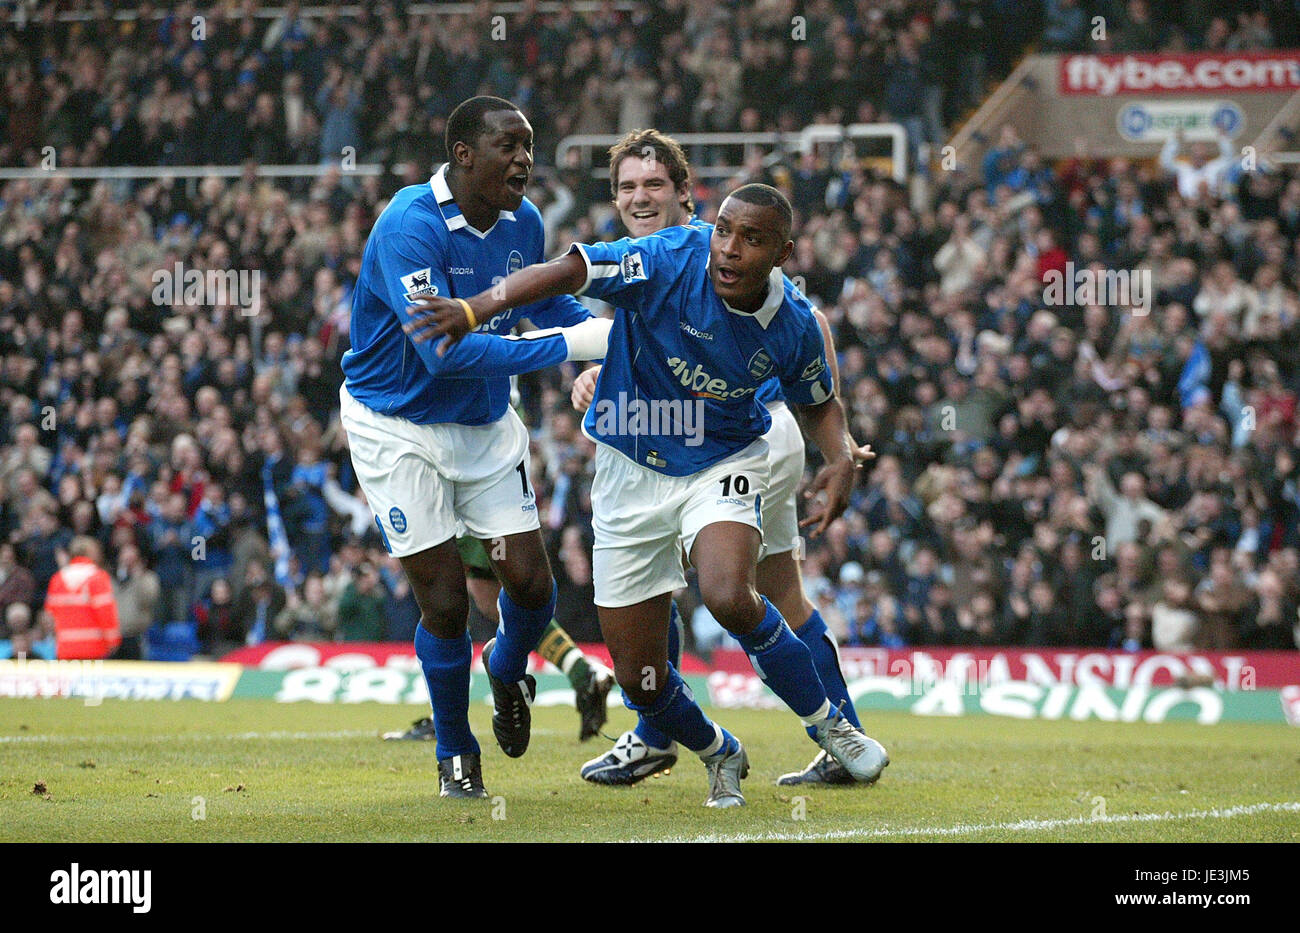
left=446, top=96, right=521, bottom=158
left=726, top=183, right=793, bottom=242
left=607, top=128, right=694, bottom=215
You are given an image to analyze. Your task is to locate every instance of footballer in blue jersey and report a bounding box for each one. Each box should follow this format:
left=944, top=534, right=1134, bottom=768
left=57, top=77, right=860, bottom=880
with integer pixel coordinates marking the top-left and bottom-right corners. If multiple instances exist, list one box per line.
left=568, top=130, right=879, bottom=789
left=339, top=97, right=611, bottom=800
left=405, top=182, right=889, bottom=806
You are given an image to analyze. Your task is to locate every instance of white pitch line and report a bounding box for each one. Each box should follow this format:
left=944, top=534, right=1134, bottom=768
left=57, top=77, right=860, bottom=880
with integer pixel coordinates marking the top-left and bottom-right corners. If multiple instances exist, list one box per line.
left=0, top=729, right=378, bottom=744
left=636, top=801, right=1300, bottom=843
left=0, top=727, right=563, bottom=744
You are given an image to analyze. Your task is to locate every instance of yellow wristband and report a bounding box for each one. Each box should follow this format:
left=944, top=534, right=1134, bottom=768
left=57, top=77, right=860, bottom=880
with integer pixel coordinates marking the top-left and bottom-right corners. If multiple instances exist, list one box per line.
left=455, top=298, right=477, bottom=329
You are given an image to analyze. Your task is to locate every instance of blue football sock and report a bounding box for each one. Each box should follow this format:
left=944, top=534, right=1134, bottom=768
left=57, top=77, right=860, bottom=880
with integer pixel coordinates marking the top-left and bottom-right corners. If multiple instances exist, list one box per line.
left=626, top=664, right=735, bottom=757
left=795, top=608, right=862, bottom=738
left=415, top=624, right=479, bottom=760
left=490, top=581, right=557, bottom=682
left=633, top=716, right=674, bottom=750
left=734, top=597, right=830, bottom=721
left=633, top=600, right=685, bottom=749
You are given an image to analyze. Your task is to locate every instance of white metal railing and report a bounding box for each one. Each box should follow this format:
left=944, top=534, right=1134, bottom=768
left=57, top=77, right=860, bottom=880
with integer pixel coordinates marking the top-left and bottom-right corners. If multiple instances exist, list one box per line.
left=0, top=162, right=567, bottom=186
left=0, top=164, right=389, bottom=181
left=48, top=2, right=637, bottom=21
left=557, top=124, right=909, bottom=184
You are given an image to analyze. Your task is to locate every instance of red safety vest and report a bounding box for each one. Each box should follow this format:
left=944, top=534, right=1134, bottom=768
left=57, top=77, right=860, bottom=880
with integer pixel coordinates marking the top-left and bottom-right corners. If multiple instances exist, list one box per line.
left=47, top=557, right=121, bottom=660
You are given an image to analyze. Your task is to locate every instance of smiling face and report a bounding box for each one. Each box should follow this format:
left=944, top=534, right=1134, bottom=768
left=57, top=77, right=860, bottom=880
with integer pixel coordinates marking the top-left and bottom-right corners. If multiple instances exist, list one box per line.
left=709, top=196, right=793, bottom=312
left=613, top=154, right=690, bottom=237
left=458, top=108, right=534, bottom=214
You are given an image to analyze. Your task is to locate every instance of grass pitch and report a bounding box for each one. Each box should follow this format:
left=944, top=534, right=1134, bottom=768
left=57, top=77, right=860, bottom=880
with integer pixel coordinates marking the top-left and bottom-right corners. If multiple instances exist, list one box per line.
left=2, top=699, right=1297, bottom=843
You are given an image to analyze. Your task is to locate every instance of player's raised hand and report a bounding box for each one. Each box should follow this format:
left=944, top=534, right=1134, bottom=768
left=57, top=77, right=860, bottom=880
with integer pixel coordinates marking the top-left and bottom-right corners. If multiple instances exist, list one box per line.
left=403, top=295, right=480, bottom=355
left=800, top=458, right=855, bottom=537
left=571, top=365, right=601, bottom=412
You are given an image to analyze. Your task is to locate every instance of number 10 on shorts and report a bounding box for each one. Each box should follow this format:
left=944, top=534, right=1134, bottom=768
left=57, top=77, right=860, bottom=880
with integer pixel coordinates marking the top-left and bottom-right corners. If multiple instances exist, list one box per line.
left=718, top=474, right=750, bottom=496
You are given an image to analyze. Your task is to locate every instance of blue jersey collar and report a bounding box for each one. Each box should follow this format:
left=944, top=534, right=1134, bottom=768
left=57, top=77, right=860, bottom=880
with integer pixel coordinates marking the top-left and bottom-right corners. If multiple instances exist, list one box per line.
left=430, top=164, right=517, bottom=238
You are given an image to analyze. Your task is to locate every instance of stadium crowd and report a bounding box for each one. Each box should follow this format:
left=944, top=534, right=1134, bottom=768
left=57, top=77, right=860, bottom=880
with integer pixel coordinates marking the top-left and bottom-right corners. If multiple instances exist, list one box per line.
left=1, top=1, right=1299, bottom=660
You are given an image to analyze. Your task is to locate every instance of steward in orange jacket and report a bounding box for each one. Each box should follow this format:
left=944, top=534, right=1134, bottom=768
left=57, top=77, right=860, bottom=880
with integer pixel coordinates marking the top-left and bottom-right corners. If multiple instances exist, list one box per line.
left=47, top=538, right=120, bottom=660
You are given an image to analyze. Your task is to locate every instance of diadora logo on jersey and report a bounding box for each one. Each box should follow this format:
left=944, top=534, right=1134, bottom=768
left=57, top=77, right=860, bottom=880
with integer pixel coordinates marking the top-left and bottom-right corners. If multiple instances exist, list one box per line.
left=800, top=356, right=827, bottom=381
left=666, top=356, right=759, bottom=400
left=680, top=321, right=714, bottom=341
left=448, top=266, right=475, bottom=275
left=400, top=268, right=438, bottom=299
left=507, top=250, right=524, bottom=276
left=747, top=348, right=774, bottom=381
left=621, top=252, right=646, bottom=283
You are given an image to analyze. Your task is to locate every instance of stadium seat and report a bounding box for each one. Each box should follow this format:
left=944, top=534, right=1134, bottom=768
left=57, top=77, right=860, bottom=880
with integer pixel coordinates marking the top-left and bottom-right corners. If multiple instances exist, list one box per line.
left=144, top=622, right=201, bottom=663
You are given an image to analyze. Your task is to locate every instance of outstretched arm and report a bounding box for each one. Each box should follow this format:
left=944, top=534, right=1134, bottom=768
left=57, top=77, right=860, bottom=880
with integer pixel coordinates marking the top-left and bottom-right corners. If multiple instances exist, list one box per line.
left=404, top=252, right=589, bottom=353
left=813, top=307, right=874, bottom=466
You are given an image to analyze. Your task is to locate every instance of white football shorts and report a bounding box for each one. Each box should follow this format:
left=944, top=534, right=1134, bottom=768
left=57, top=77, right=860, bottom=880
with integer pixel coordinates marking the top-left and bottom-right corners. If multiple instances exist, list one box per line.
left=591, top=437, right=770, bottom=608
left=339, top=385, right=540, bottom=557
left=760, top=400, right=805, bottom=559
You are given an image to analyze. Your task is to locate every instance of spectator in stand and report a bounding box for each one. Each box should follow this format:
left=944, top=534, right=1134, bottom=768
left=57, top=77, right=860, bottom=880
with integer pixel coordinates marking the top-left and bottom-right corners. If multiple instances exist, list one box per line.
left=1160, top=130, right=1235, bottom=202
left=1085, top=463, right=1167, bottom=550
left=0, top=541, right=36, bottom=622
left=194, top=577, right=240, bottom=657
left=274, top=571, right=337, bottom=641
left=19, top=507, right=72, bottom=606
left=111, top=543, right=160, bottom=660
left=336, top=562, right=385, bottom=642
left=1042, top=0, right=1088, bottom=51
left=231, top=563, right=287, bottom=648
left=1151, top=578, right=1199, bottom=652
left=0, top=602, right=52, bottom=659
left=1195, top=549, right=1255, bottom=650
left=147, top=491, right=194, bottom=623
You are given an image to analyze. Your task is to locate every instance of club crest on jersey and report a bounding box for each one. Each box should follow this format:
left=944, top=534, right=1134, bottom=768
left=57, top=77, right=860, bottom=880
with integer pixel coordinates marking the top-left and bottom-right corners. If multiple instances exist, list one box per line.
left=747, top=348, right=774, bottom=381
left=400, top=268, right=438, bottom=300
left=389, top=507, right=408, bottom=533
left=507, top=250, right=525, bottom=276
left=621, top=252, right=646, bottom=283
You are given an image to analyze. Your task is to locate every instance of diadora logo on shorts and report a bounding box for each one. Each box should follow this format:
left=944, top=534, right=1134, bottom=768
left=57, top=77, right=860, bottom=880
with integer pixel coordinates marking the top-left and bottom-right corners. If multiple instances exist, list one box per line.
left=507, top=250, right=525, bottom=276
left=400, top=268, right=438, bottom=300
left=621, top=252, right=646, bottom=283
left=666, top=356, right=758, bottom=400
left=680, top=321, right=714, bottom=341
left=389, top=507, right=407, bottom=533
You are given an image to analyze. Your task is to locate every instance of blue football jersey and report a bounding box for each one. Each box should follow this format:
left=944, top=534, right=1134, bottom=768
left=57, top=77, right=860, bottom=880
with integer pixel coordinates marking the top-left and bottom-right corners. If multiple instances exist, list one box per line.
left=342, top=164, right=590, bottom=425
left=571, top=223, right=833, bottom=476
left=671, top=218, right=790, bottom=408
